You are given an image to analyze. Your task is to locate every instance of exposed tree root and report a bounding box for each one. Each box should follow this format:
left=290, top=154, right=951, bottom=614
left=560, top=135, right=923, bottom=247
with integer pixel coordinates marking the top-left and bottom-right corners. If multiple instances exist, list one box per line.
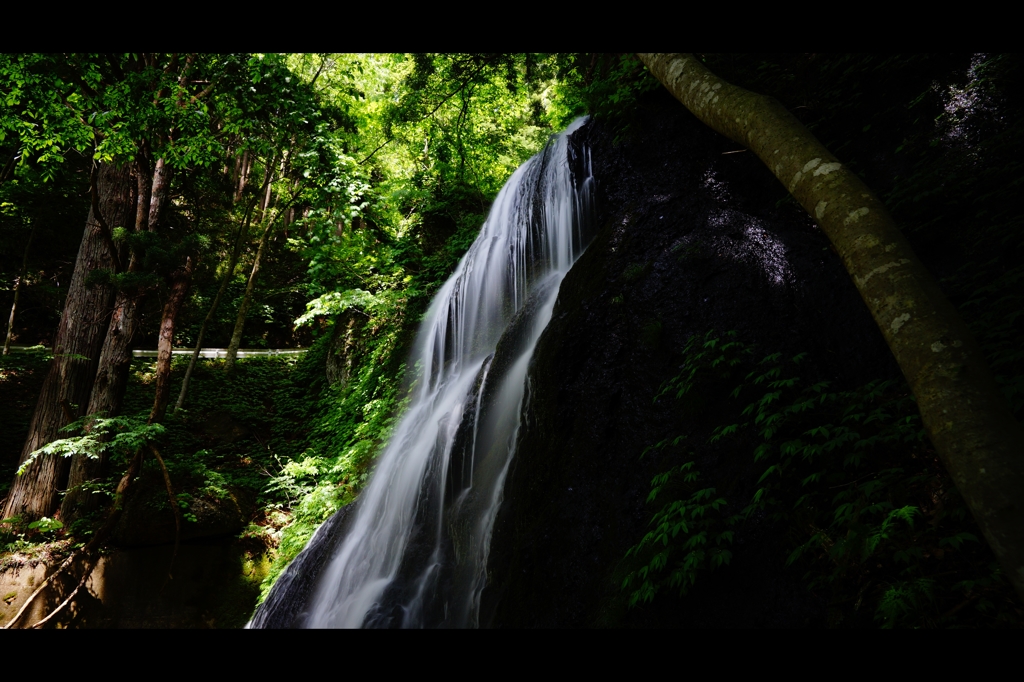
left=2, top=547, right=80, bottom=629
left=2, top=445, right=146, bottom=629
left=28, top=554, right=95, bottom=629
left=149, top=444, right=181, bottom=583
left=4, top=442, right=186, bottom=628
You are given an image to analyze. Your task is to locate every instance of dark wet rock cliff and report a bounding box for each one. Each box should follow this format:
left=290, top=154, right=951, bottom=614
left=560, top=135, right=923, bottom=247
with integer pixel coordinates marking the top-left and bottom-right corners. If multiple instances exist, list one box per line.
left=482, top=89, right=901, bottom=627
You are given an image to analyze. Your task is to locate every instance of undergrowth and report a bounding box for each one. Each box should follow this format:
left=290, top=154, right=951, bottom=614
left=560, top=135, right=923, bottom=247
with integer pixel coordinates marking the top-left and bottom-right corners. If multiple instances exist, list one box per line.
left=622, top=330, right=1024, bottom=628
left=0, top=328, right=409, bottom=604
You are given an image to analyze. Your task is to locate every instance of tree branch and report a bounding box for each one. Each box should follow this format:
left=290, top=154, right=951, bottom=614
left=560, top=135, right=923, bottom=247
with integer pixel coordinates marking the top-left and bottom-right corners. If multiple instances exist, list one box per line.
left=358, top=137, right=392, bottom=165
left=358, top=56, right=495, bottom=168
left=177, top=54, right=196, bottom=87
left=189, top=77, right=220, bottom=106
left=311, top=54, right=330, bottom=88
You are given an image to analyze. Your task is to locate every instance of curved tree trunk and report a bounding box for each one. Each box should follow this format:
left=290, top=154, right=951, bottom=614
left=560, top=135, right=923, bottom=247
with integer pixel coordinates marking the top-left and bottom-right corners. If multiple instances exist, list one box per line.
left=638, top=52, right=1024, bottom=600
left=2, top=162, right=134, bottom=521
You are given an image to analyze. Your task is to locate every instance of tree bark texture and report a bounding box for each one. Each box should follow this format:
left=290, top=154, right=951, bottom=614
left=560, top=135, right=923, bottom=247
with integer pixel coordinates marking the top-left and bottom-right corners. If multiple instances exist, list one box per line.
left=147, top=158, right=171, bottom=231
left=149, top=256, right=194, bottom=424
left=61, top=157, right=172, bottom=520
left=638, top=53, right=1024, bottom=600
left=3, top=162, right=134, bottom=521
left=59, top=288, right=142, bottom=521
left=135, top=155, right=153, bottom=233
left=234, top=149, right=251, bottom=204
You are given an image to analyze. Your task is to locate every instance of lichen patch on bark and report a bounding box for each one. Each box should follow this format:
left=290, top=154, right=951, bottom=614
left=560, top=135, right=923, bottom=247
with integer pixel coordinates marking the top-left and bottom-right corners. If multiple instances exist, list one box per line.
left=843, top=207, right=870, bottom=225
left=855, top=259, right=910, bottom=287
left=891, top=313, right=911, bottom=334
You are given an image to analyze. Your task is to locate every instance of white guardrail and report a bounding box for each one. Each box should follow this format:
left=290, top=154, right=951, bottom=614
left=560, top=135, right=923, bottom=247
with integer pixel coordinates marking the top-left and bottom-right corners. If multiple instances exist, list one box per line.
left=131, top=348, right=307, bottom=358
left=6, top=346, right=307, bottom=359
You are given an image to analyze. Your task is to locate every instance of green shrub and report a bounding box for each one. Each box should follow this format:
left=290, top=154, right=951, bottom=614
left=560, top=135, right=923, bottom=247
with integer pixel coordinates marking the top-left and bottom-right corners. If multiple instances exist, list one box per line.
left=623, top=331, right=1022, bottom=628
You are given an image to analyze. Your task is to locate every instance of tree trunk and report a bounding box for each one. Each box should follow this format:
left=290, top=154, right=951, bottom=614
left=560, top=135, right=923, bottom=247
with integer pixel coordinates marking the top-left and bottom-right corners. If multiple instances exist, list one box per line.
left=147, top=158, right=171, bottom=231
left=224, top=152, right=284, bottom=371
left=234, top=149, right=251, bottom=204
left=638, top=52, right=1024, bottom=600
left=3, top=223, right=35, bottom=356
left=149, top=257, right=194, bottom=424
left=59, top=288, right=142, bottom=521
left=145, top=156, right=186, bottom=425
left=224, top=211, right=276, bottom=372
left=135, top=154, right=153, bottom=234
left=61, top=157, right=171, bottom=520
left=174, top=196, right=258, bottom=412
left=2, top=162, right=134, bottom=521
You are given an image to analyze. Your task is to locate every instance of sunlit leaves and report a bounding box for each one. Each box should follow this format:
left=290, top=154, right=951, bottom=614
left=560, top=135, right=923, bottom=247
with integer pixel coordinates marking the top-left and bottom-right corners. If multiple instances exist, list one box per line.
left=17, top=413, right=165, bottom=475
left=294, top=289, right=378, bottom=327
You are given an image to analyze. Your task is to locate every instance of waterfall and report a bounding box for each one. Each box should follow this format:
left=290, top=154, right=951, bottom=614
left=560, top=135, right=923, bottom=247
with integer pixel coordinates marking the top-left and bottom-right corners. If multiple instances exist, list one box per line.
left=251, top=118, right=593, bottom=629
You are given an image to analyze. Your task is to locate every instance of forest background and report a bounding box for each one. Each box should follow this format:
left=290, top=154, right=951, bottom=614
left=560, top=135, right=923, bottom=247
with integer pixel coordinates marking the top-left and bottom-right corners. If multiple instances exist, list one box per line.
left=0, top=53, right=1021, bottom=627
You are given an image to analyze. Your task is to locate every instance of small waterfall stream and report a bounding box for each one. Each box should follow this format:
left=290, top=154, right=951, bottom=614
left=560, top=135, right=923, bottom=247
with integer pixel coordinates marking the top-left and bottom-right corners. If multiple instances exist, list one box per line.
left=252, top=118, right=593, bottom=628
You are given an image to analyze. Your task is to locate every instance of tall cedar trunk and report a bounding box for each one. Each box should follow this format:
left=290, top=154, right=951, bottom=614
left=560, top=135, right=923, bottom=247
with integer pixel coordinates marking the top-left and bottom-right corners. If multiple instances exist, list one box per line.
left=147, top=158, right=171, bottom=231
left=149, top=257, right=194, bottom=424
left=3, top=222, right=35, bottom=355
left=638, top=52, right=1024, bottom=600
left=61, top=158, right=170, bottom=520
left=59, top=290, right=142, bottom=521
left=174, top=196, right=258, bottom=412
left=2, top=162, right=133, bottom=521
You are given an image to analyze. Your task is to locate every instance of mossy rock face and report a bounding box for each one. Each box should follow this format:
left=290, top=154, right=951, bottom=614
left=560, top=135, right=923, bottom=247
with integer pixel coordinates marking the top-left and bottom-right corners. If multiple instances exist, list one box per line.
left=112, top=470, right=255, bottom=548
left=249, top=501, right=359, bottom=628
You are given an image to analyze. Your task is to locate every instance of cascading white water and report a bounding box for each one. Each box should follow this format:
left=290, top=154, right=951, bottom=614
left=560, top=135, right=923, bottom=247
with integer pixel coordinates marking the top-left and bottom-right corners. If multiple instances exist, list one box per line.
left=287, top=118, right=592, bottom=628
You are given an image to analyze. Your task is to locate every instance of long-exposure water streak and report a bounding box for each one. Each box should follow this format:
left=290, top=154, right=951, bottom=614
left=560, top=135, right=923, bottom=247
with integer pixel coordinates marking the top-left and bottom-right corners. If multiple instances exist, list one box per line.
left=251, top=118, right=593, bottom=628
